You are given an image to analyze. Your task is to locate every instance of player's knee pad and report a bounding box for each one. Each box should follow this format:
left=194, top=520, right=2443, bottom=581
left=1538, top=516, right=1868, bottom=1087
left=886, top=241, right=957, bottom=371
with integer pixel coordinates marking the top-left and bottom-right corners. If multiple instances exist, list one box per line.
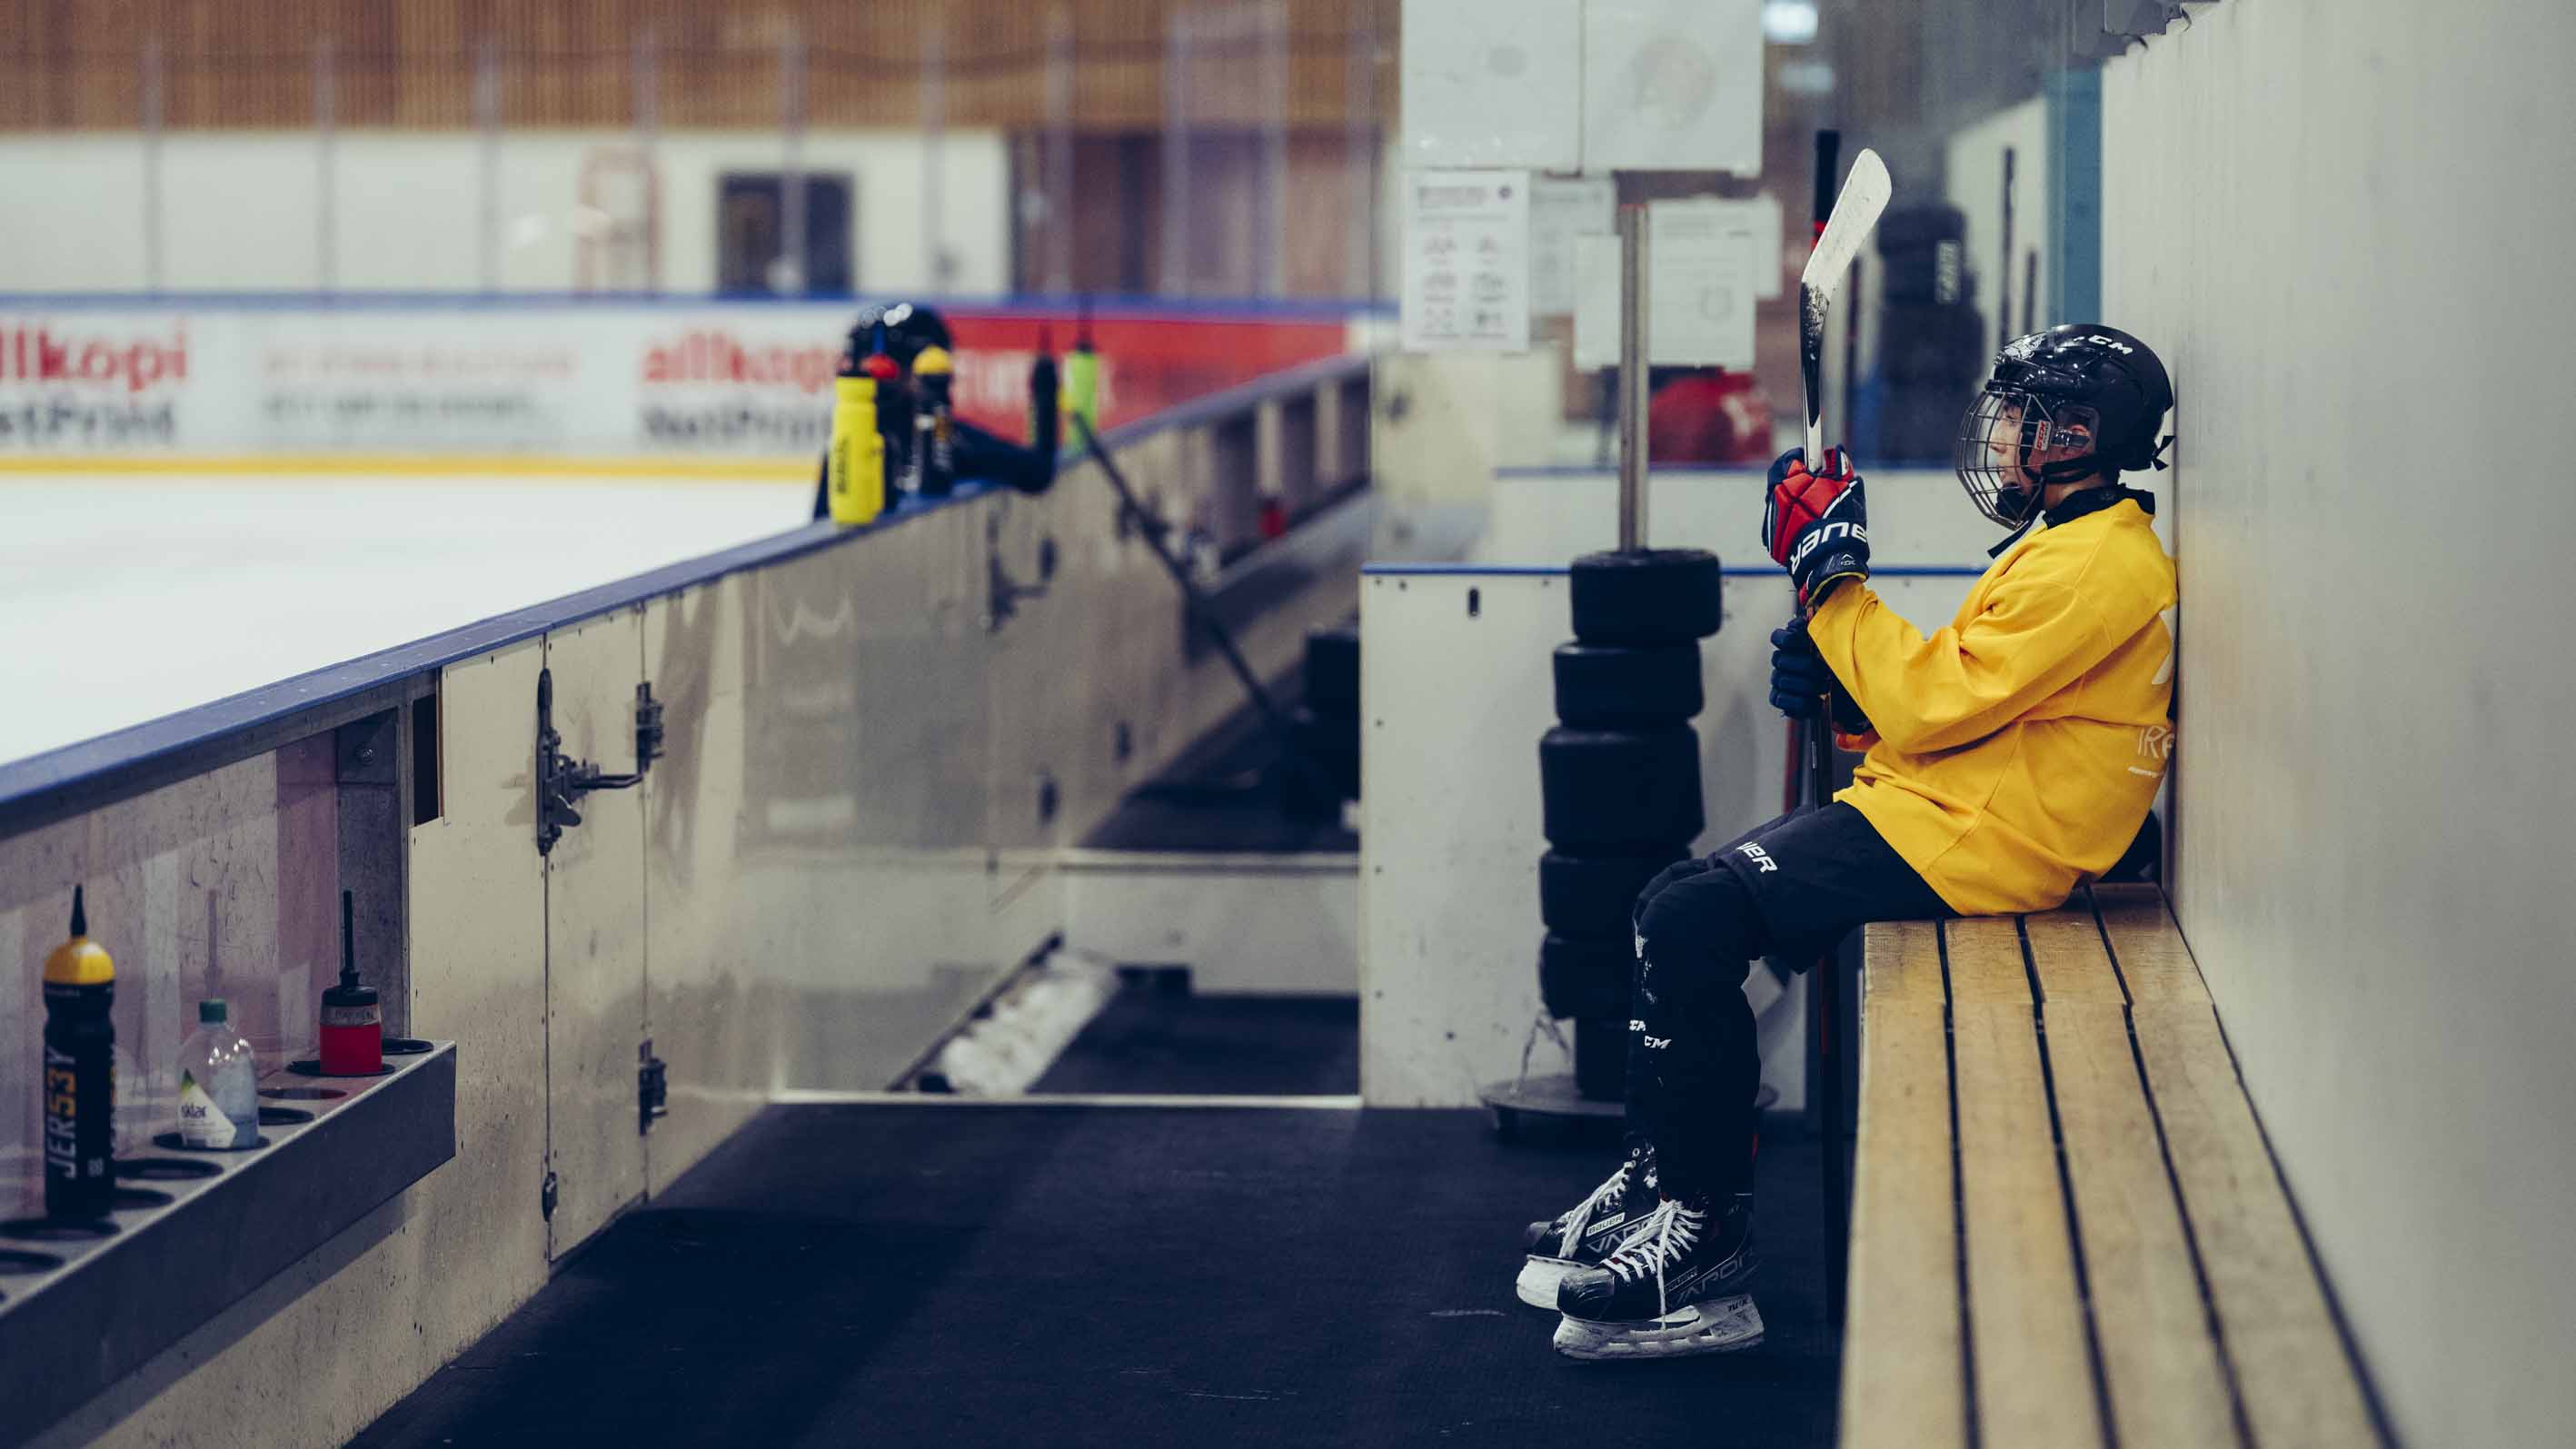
left=1630, top=855, right=1716, bottom=930
left=1635, top=867, right=1762, bottom=1007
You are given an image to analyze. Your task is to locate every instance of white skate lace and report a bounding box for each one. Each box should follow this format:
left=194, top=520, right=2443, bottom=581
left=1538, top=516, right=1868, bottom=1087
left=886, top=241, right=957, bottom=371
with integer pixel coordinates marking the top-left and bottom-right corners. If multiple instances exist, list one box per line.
left=1599, top=1199, right=1706, bottom=1312
left=1557, top=1160, right=1633, bottom=1257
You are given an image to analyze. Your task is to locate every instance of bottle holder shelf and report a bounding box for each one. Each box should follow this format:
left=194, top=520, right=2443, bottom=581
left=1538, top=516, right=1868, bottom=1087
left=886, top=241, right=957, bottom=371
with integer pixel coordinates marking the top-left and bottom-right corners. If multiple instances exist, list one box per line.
left=0, top=1041, right=454, bottom=1447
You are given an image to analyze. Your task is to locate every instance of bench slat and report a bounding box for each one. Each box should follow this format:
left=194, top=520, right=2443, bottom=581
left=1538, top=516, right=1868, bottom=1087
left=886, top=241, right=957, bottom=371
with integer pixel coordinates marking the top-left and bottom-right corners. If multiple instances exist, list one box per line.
left=1954, top=998, right=2106, bottom=1449
left=1865, top=918, right=1946, bottom=1004
left=2024, top=908, right=2126, bottom=1004
left=1840, top=997, right=1967, bottom=1449
left=2132, top=1003, right=2382, bottom=1449
left=1943, top=917, right=2032, bottom=1004
left=2040, top=999, right=2244, bottom=1448
left=2095, top=885, right=2212, bottom=1005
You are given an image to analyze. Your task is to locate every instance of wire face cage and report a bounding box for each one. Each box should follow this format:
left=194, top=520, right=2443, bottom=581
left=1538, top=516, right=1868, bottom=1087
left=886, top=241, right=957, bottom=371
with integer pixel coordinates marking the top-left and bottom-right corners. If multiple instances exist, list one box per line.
left=1953, top=387, right=2101, bottom=528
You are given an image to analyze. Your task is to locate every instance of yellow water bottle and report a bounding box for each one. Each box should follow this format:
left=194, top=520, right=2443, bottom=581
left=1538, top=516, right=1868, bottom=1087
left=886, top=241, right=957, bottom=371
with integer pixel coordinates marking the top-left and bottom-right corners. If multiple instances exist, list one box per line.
left=827, top=362, right=888, bottom=527
left=1060, top=329, right=1101, bottom=440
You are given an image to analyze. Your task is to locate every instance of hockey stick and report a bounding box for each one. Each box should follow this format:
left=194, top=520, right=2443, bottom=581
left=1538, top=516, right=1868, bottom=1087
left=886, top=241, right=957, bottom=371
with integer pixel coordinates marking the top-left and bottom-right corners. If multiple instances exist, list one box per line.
left=1797, top=138, right=1890, bottom=1331
left=1799, top=148, right=1890, bottom=472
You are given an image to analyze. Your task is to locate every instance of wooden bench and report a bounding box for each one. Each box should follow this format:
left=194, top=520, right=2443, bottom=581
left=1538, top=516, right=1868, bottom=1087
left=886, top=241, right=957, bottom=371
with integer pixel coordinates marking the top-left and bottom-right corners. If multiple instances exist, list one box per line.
left=1838, top=884, right=2385, bottom=1449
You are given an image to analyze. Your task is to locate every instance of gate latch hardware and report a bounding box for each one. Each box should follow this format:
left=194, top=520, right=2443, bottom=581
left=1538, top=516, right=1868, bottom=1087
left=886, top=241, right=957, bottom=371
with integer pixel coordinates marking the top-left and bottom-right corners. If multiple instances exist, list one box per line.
left=981, top=513, right=1058, bottom=632
left=536, top=670, right=666, bottom=855
left=639, top=1040, right=669, bottom=1135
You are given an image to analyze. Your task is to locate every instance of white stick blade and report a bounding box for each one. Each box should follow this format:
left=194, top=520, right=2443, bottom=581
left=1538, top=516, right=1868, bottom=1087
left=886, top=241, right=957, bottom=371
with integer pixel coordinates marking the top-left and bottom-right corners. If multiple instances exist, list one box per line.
left=1799, top=148, right=1892, bottom=299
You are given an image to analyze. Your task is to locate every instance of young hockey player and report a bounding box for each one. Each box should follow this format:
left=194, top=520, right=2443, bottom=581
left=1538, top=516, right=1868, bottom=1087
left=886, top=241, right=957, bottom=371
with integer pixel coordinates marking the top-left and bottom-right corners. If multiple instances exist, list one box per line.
left=807, top=301, right=1059, bottom=520
left=1523, top=323, right=2179, bottom=1361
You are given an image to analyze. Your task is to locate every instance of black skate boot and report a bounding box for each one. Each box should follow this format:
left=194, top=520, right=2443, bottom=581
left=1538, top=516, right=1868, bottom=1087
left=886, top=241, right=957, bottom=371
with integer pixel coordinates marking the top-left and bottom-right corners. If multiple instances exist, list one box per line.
left=1552, top=1196, right=1763, bottom=1360
left=1515, top=1146, right=1656, bottom=1310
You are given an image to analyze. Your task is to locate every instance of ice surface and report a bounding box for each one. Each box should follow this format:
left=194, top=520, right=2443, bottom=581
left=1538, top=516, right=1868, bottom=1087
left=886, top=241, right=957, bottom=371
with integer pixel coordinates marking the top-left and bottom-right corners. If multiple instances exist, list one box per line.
left=0, top=471, right=811, bottom=768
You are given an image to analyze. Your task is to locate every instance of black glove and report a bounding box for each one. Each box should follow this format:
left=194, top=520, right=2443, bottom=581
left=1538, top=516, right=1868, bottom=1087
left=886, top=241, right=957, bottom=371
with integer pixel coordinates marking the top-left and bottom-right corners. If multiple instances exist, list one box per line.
left=1761, top=447, right=1872, bottom=605
left=1770, top=623, right=1871, bottom=734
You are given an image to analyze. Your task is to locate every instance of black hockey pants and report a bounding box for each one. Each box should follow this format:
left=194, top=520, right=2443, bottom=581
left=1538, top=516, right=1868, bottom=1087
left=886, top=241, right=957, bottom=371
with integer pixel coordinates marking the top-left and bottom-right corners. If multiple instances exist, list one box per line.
left=1626, top=801, right=1954, bottom=1201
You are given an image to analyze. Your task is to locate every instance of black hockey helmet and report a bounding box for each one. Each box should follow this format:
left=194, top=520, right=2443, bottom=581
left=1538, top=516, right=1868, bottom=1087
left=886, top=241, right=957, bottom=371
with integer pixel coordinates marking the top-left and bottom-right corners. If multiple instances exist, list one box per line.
left=1954, top=323, right=2173, bottom=528
left=846, top=301, right=953, bottom=371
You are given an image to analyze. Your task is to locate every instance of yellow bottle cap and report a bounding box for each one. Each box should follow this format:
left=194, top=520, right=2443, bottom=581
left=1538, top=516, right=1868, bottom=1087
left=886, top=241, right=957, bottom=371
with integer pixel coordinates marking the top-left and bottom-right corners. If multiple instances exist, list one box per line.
left=45, top=887, right=113, bottom=985
left=911, top=346, right=953, bottom=376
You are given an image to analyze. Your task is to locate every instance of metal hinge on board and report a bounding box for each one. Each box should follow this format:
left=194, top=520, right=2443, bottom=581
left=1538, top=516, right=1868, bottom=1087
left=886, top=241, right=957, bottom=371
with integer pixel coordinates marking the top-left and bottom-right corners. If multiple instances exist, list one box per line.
left=639, top=1040, right=669, bottom=1136
left=541, top=1170, right=559, bottom=1222
left=535, top=669, right=667, bottom=855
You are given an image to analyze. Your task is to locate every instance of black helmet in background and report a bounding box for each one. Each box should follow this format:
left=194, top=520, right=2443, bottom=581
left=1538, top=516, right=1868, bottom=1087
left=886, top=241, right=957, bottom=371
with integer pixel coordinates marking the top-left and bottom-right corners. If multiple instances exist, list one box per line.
left=1954, top=323, right=2173, bottom=528
left=846, top=301, right=953, bottom=371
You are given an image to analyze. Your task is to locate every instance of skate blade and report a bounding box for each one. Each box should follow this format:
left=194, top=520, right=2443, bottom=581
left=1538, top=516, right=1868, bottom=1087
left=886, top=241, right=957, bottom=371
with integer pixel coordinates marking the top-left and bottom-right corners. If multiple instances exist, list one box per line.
left=1552, top=1294, right=1765, bottom=1361
left=1517, top=1255, right=1580, bottom=1310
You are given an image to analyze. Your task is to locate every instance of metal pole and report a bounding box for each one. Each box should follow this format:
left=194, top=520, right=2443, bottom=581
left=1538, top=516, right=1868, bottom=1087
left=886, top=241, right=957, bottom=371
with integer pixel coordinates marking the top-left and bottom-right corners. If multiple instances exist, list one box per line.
left=1345, top=0, right=1378, bottom=302
left=1616, top=196, right=1651, bottom=552
left=1043, top=4, right=1075, bottom=295
left=636, top=26, right=661, bottom=291
left=140, top=35, right=164, bottom=293
left=920, top=25, right=947, bottom=292
left=1258, top=0, right=1288, bottom=297
left=1999, top=146, right=2017, bottom=349
left=314, top=38, right=336, bottom=293
left=1160, top=9, right=1193, bottom=297
left=476, top=38, right=500, bottom=293
left=779, top=21, right=807, bottom=296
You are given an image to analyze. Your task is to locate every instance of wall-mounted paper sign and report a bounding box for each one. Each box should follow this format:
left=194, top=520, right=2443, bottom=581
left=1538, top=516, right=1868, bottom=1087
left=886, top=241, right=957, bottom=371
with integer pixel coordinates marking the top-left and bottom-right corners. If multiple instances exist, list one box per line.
left=1401, top=170, right=1533, bottom=352
left=1401, top=0, right=1584, bottom=171
left=1528, top=174, right=1618, bottom=318
left=1580, top=0, right=1765, bottom=175
left=1572, top=199, right=1758, bottom=371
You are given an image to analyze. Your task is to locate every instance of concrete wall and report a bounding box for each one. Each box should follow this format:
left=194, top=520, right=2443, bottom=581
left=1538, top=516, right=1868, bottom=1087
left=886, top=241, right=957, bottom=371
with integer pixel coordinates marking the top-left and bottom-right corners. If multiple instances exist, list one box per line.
left=0, top=129, right=1010, bottom=295
left=2102, top=5, right=2576, bottom=1444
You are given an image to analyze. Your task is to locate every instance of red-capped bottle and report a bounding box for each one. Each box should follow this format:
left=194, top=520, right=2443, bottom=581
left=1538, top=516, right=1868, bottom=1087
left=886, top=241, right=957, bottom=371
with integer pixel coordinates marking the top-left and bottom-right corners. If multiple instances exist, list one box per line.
left=319, top=889, right=382, bottom=1076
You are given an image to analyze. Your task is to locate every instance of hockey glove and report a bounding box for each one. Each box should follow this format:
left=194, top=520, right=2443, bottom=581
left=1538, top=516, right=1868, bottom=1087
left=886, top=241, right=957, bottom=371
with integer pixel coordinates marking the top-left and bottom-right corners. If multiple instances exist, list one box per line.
left=1769, top=623, right=1871, bottom=734
left=1761, top=447, right=1872, bottom=606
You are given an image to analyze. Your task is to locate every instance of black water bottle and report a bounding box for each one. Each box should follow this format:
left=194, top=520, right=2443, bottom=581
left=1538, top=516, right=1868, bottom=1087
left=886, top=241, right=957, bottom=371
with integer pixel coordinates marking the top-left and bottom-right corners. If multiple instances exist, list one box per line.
left=42, top=885, right=116, bottom=1221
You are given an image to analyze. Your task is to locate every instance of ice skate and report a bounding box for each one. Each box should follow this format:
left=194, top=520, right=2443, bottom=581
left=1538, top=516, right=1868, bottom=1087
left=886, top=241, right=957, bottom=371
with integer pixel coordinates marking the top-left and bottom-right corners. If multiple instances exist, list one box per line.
left=1516, top=1146, right=1655, bottom=1310
left=1552, top=1196, right=1764, bottom=1360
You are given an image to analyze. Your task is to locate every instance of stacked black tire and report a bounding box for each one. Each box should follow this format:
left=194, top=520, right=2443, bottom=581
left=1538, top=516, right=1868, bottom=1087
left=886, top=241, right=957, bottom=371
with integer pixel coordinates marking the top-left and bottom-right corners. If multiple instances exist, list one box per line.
left=1538, top=549, right=1724, bottom=1100
left=1287, top=624, right=1362, bottom=819
left=1874, top=205, right=1988, bottom=461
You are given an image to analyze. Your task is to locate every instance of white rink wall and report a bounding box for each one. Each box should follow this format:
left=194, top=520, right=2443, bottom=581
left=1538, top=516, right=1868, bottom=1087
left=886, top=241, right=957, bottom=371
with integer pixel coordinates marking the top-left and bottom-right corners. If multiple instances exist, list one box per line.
left=2104, top=3, right=2576, bottom=1444
left=0, top=129, right=1011, bottom=296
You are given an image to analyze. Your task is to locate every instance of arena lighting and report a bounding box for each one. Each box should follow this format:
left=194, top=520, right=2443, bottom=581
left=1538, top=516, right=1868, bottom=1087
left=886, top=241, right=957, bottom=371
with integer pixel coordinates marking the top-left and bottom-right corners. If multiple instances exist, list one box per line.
left=1778, top=59, right=1835, bottom=95
left=1761, top=0, right=1820, bottom=45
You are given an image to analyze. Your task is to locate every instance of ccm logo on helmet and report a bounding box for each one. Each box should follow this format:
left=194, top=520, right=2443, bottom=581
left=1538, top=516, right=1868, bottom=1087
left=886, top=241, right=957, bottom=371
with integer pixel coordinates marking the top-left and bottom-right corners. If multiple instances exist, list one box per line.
left=2086, top=334, right=2135, bottom=354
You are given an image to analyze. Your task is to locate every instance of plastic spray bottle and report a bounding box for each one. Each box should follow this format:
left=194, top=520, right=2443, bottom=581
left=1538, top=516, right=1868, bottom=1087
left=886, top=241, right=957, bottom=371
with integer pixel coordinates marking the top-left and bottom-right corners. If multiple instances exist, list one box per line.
left=827, top=347, right=889, bottom=527
left=912, top=344, right=957, bottom=497
left=319, top=888, right=382, bottom=1077
left=42, top=886, right=116, bottom=1217
left=1061, top=302, right=1102, bottom=441
left=177, top=999, right=258, bottom=1148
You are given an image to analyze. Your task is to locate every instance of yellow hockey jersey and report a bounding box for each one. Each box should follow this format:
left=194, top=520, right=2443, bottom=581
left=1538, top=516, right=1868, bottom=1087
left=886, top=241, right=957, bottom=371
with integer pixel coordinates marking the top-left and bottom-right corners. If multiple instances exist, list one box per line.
left=1807, top=495, right=2177, bottom=917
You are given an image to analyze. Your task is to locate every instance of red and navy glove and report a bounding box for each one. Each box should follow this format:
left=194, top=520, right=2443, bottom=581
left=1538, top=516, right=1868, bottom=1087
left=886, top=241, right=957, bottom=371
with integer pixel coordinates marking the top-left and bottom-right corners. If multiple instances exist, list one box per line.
left=1761, top=447, right=1872, bottom=606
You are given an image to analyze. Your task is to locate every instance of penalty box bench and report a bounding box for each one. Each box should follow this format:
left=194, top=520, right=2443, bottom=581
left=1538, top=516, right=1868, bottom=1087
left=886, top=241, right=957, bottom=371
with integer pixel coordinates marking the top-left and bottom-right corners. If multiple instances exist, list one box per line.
left=1839, top=884, right=2385, bottom=1449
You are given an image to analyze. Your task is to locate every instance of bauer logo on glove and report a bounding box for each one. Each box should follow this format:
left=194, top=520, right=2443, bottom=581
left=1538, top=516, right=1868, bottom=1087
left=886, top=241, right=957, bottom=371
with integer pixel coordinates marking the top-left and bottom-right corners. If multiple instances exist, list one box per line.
left=1761, top=447, right=1873, bottom=605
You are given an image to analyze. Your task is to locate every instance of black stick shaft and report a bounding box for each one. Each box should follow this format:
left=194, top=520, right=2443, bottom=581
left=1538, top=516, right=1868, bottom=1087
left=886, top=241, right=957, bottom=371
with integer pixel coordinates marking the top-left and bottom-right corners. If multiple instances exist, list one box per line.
left=1809, top=124, right=1852, bottom=1332
left=1069, top=413, right=1331, bottom=799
